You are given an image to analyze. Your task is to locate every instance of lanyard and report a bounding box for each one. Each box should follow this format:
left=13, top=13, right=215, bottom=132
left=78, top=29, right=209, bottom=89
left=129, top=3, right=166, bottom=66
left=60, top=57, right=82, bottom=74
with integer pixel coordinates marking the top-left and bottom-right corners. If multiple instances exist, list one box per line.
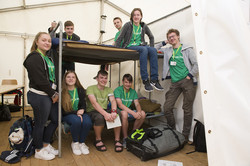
left=37, top=49, right=54, bottom=73
left=133, top=24, right=141, bottom=43
left=123, top=88, right=130, bottom=107
left=37, top=48, right=46, bottom=57
left=37, top=49, right=55, bottom=82
left=72, top=88, right=76, bottom=107
left=66, top=35, right=72, bottom=40
left=172, top=44, right=182, bottom=61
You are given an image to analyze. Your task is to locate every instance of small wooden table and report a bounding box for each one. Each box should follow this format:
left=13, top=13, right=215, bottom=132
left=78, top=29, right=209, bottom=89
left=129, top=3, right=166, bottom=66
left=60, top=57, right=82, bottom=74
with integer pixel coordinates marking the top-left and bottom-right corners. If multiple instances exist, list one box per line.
left=0, top=85, right=25, bottom=117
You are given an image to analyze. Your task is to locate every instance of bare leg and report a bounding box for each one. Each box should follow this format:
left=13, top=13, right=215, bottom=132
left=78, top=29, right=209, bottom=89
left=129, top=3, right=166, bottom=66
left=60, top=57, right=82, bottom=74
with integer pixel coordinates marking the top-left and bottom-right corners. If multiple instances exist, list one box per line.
left=93, top=125, right=106, bottom=151
left=121, top=111, right=129, bottom=138
left=114, top=126, right=122, bottom=151
left=133, top=111, right=146, bottom=130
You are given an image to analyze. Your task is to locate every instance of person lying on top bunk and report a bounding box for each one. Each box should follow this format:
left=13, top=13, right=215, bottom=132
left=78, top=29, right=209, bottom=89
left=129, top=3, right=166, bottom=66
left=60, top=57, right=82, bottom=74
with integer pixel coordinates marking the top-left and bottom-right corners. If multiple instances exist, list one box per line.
left=48, top=20, right=80, bottom=75
left=112, top=17, right=123, bottom=46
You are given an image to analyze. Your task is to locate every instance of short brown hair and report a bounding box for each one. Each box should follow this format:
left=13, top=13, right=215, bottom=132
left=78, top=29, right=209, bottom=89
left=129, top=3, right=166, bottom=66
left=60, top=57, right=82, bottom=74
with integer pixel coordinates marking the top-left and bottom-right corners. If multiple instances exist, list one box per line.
left=97, top=70, right=108, bottom=77
left=113, top=17, right=122, bottom=22
left=64, top=20, right=74, bottom=28
left=167, top=28, right=180, bottom=38
left=122, top=74, right=133, bottom=83
left=130, top=8, right=143, bottom=22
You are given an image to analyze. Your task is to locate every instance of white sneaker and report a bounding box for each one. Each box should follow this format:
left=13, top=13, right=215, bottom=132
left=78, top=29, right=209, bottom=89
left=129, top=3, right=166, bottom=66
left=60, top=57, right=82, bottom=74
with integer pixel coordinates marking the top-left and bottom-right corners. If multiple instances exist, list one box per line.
left=35, top=148, right=55, bottom=160
left=79, top=143, right=89, bottom=155
left=71, top=142, right=81, bottom=155
left=44, top=144, right=59, bottom=155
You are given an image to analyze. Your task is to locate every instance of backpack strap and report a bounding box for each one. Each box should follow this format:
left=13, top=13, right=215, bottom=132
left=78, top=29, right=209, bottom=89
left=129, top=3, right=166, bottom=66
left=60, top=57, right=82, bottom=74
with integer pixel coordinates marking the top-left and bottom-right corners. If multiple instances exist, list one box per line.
left=24, top=116, right=33, bottom=141
left=130, top=129, right=146, bottom=141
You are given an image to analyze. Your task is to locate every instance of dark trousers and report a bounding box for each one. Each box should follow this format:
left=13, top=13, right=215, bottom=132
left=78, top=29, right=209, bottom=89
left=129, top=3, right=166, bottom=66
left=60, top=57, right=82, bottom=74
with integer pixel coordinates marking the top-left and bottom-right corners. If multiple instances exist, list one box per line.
left=86, top=109, right=121, bottom=126
left=62, top=61, right=75, bottom=77
left=27, top=91, right=58, bottom=149
left=164, top=78, right=196, bottom=136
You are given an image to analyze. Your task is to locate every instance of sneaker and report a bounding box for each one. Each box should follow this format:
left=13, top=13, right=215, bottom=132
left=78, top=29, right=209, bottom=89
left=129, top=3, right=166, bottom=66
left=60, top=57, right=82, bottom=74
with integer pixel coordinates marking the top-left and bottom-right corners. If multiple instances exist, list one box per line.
left=143, top=80, right=153, bottom=92
left=71, top=142, right=81, bottom=155
left=35, top=148, right=55, bottom=160
left=79, top=143, right=89, bottom=155
left=150, top=80, right=164, bottom=91
left=44, top=144, right=59, bottom=156
left=123, top=138, right=127, bottom=149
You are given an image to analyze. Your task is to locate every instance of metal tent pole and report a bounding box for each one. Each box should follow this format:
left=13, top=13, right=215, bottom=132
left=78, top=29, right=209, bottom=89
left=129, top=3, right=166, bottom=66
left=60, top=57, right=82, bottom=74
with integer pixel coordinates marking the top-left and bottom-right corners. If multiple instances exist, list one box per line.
left=109, top=65, right=112, bottom=88
left=134, top=60, right=136, bottom=89
left=118, top=62, right=121, bottom=86
left=58, top=21, right=63, bottom=157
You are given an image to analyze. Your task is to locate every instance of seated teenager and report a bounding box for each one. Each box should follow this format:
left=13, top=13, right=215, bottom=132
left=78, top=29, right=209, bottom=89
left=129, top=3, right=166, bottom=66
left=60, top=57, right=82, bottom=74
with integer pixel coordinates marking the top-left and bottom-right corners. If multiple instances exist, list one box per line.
left=62, top=71, right=92, bottom=155
left=115, top=8, right=163, bottom=92
left=114, top=74, right=146, bottom=148
left=86, top=70, right=123, bottom=152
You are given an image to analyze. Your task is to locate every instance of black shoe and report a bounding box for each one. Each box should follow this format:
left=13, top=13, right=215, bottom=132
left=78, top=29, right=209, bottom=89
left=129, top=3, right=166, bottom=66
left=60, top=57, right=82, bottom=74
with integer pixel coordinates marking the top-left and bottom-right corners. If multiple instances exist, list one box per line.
left=143, top=80, right=153, bottom=92
left=150, top=80, right=164, bottom=91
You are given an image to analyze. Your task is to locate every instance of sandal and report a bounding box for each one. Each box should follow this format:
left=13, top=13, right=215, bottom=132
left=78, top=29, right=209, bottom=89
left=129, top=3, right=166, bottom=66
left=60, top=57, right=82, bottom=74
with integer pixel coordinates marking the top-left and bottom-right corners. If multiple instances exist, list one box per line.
left=94, top=140, right=107, bottom=152
left=114, top=140, right=123, bottom=152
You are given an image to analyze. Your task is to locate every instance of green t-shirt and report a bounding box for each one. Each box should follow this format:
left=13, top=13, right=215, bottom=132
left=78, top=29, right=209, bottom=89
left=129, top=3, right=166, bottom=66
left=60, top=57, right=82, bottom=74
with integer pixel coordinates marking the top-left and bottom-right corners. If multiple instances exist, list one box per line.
left=114, top=31, right=123, bottom=47
left=44, top=56, right=55, bottom=83
left=169, top=46, right=189, bottom=82
left=37, top=49, right=55, bottom=82
left=114, top=86, right=138, bottom=110
left=86, top=85, right=114, bottom=112
left=127, top=24, right=141, bottom=48
left=69, top=88, right=79, bottom=111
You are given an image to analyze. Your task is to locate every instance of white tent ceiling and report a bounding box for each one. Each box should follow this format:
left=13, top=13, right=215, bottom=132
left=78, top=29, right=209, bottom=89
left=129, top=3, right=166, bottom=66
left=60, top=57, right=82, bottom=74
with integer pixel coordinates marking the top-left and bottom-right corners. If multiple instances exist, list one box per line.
left=1, top=0, right=250, bottom=165
left=0, top=0, right=191, bottom=23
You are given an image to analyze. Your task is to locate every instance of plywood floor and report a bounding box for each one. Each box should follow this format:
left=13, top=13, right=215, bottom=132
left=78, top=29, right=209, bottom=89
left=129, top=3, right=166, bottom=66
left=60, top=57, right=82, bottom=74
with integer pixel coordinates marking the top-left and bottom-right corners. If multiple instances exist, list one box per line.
left=0, top=108, right=208, bottom=166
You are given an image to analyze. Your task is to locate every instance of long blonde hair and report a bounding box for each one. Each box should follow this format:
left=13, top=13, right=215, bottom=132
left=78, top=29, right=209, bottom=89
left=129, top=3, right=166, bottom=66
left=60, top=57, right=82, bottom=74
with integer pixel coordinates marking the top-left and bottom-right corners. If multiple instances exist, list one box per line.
left=30, top=32, right=50, bottom=53
left=62, top=71, right=84, bottom=112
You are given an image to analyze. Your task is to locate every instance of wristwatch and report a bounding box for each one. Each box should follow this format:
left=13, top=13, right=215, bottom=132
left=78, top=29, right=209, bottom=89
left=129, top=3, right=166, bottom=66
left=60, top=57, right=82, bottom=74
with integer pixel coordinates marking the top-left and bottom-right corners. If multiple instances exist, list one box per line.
left=111, top=109, right=117, bottom=113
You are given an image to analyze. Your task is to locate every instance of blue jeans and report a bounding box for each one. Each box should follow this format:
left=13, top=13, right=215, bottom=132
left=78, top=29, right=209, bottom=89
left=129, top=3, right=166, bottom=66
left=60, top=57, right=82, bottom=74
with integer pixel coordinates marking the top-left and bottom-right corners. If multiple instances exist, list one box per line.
left=128, top=46, right=158, bottom=81
left=27, top=91, right=58, bottom=149
left=63, top=114, right=92, bottom=143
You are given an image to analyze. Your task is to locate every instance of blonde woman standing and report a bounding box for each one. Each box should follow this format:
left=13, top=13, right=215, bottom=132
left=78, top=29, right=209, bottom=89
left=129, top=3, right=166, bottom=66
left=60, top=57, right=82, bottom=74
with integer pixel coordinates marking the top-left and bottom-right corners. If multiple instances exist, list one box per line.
left=23, top=32, right=59, bottom=160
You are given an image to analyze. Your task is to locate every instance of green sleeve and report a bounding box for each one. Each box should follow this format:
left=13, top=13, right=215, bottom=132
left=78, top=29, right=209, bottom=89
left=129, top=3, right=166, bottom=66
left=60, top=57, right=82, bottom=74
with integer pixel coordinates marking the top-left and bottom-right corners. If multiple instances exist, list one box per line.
left=86, top=85, right=94, bottom=96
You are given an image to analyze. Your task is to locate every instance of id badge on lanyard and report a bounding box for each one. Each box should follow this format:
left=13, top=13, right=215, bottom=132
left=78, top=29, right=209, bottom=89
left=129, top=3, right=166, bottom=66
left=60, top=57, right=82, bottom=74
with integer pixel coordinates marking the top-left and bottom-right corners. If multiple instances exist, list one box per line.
left=170, top=61, right=177, bottom=66
left=171, top=44, right=181, bottom=66
left=51, top=83, right=57, bottom=90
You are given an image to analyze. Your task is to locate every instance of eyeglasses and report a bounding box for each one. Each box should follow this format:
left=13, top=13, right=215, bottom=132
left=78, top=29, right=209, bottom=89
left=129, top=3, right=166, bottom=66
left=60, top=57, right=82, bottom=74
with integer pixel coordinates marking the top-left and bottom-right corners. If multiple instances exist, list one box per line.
left=168, top=35, right=177, bottom=39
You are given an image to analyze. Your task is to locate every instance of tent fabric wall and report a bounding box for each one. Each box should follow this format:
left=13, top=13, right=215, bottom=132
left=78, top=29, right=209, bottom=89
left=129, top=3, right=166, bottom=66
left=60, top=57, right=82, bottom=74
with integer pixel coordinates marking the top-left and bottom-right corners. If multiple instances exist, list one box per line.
left=0, top=1, right=130, bottom=89
left=191, top=0, right=250, bottom=165
left=134, top=7, right=203, bottom=141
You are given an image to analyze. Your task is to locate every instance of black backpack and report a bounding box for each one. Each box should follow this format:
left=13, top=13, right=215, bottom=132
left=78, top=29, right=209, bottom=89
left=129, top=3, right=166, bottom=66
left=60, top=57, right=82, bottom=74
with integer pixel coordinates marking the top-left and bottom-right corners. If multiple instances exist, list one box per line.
left=0, top=105, right=11, bottom=121
left=192, top=119, right=207, bottom=152
left=8, top=115, right=34, bottom=157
